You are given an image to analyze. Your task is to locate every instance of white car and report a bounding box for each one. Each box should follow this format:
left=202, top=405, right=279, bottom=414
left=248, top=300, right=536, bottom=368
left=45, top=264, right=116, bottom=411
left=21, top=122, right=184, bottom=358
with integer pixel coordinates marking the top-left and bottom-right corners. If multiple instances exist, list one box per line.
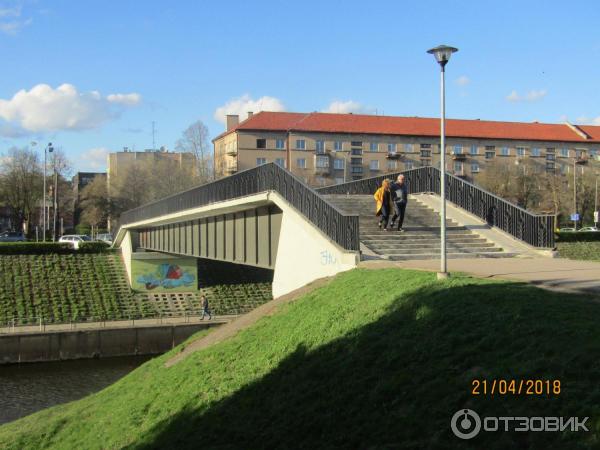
left=578, top=227, right=600, bottom=232
left=59, top=234, right=92, bottom=249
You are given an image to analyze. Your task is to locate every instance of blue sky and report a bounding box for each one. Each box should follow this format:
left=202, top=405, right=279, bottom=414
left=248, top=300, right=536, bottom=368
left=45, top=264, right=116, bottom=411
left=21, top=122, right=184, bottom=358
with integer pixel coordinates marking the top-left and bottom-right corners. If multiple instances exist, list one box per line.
left=1, top=0, right=599, bottom=172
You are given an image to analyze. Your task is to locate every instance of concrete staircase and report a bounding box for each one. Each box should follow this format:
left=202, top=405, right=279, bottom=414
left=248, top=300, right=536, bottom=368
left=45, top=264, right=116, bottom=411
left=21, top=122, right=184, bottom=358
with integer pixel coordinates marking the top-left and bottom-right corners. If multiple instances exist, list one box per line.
left=323, top=194, right=516, bottom=260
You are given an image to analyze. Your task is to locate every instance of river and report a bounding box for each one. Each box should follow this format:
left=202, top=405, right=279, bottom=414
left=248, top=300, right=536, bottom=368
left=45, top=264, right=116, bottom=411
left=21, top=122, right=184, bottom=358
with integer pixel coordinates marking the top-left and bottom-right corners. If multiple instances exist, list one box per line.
left=0, top=355, right=153, bottom=425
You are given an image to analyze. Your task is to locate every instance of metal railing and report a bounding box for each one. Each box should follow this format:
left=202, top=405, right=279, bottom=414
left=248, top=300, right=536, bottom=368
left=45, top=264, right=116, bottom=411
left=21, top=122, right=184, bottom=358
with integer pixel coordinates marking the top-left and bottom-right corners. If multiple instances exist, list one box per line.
left=316, top=166, right=555, bottom=248
left=0, top=312, right=234, bottom=334
left=118, top=163, right=360, bottom=251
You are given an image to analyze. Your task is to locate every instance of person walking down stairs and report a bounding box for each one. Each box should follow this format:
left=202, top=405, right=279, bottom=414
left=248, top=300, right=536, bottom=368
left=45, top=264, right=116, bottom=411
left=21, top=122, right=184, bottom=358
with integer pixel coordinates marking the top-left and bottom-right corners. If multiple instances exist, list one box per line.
left=373, top=179, right=393, bottom=231
left=390, top=174, right=408, bottom=232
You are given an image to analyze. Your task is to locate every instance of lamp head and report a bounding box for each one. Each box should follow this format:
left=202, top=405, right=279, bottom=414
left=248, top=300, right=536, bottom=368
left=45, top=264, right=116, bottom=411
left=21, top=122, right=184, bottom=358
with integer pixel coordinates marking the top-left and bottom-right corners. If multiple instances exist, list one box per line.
left=48, top=143, right=54, bottom=153
left=427, top=45, right=458, bottom=68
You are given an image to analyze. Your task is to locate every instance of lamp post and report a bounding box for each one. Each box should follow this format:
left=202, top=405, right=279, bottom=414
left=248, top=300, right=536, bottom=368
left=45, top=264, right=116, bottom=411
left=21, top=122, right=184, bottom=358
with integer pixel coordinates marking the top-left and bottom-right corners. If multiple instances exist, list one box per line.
left=42, top=143, right=54, bottom=241
left=427, top=44, right=458, bottom=279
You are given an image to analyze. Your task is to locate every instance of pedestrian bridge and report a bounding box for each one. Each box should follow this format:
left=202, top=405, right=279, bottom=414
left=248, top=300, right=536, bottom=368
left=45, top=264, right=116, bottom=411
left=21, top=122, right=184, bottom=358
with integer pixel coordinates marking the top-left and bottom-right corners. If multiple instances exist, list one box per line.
left=115, top=164, right=554, bottom=297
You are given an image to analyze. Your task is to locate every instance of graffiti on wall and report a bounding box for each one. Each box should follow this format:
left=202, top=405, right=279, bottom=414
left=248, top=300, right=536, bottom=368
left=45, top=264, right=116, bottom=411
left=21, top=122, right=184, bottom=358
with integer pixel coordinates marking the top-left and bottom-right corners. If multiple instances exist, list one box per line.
left=132, top=258, right=197, bottom=292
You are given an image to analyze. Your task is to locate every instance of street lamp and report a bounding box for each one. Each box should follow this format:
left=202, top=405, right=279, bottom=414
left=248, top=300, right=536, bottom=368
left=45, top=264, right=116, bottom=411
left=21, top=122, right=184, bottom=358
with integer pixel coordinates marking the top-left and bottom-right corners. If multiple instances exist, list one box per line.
left=43, top=142, right=54, bottom=241
left=427, top=44, right=458, bottom=279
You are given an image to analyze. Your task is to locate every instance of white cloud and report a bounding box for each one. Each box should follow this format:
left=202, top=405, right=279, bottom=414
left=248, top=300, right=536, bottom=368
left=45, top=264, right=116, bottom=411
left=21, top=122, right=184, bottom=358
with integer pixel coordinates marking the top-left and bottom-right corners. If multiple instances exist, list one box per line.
left=0, top=6, right=21, bottom=18
left=80, top=147, right=110, bottom=171
left=455, top=75, right=470, bottom=86
left=574, top=116, right=600, bottom=126
left=214, top=94, right=285, bottom=124
left=507, top=89, right=547, bottom=103
left=0, top=17, right=31, bottom=35
left=322, top=100, right=369, bottom=114
left=0, top=83, right=142, bottom=135
left=107, top=93, right=141, bottom=106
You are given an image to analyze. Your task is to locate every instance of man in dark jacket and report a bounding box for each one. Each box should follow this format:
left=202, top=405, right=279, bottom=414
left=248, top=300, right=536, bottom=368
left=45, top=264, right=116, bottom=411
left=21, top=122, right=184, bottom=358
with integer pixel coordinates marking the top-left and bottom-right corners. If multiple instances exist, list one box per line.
left=390, top=174, right=408, bottom=232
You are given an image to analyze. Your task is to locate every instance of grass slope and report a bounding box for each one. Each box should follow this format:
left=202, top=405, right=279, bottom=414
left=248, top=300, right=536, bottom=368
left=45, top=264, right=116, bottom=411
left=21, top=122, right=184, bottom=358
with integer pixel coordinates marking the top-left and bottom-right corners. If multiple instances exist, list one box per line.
left=1, top=268, right=600, bottom=449
left=557, top=242, right=600, bottom=262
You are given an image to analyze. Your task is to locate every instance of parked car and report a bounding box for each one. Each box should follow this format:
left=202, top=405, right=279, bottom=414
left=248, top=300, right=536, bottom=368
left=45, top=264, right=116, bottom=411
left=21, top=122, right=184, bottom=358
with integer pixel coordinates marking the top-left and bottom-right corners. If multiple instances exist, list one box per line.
left=96, top=233, right=113, bottom=244
left=58, top=234, right=92, bottom=249
left=558, top=227, right=576, bottom=232
left=578, top=226, right=600, bottom=232
left=0, top=231, right=26, bottom=242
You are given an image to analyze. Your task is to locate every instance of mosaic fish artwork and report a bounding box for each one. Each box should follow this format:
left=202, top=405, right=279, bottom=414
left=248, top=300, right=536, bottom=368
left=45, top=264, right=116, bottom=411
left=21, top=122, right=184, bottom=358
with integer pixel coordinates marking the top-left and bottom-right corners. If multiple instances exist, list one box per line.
left=136, top=264, right=195, bottom=290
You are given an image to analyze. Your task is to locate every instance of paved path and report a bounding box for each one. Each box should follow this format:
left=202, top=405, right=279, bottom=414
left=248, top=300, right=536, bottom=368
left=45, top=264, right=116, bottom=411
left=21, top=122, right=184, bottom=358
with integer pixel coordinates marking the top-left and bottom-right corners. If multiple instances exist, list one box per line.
left=0, top=315, right=236, bottom=336
left=360, top=258, right=600, bottom=296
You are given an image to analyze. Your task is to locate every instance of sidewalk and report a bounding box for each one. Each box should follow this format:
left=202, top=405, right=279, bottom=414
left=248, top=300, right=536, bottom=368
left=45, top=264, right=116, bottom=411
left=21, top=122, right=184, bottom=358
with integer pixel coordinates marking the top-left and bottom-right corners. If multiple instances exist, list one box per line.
left=0, top=315, right=236, bottom=336
left=360, top=258, right=600, bottom=295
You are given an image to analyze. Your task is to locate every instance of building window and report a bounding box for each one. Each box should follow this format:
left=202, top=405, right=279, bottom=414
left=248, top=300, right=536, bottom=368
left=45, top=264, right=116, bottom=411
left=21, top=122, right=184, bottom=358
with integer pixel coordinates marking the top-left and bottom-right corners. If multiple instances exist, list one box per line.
left=316, top=140, right=325, bottom=154
left=546, top=147, right=555, bottom=154
left=335, top=177, right=345, bottom=185
left=546, top=162, right=555, bottom=172
left=454, top=162, right=463, bottom=173
left=420, top=143, right=432, bottom=149
left=296, top=158, right=306, bottom=168
left=387, top=160, right=398, bottom=170
left=274, top=158, right=285, bottom=168
left=470, top=145, right=478, bottom=155
left=420, top=149, right=431, bottom=158
left=256, top=157, right=267, bottom=166
left=485, top=145, right=495, bottom=151
left=453, top=145, right=462, bottom=154
left=485, top=151, right=495, bottom=160
left=546, top=153, right=555, bottom=161
left=560, top=148, right=569, bottom=157
left=388, top=143, right=397, bottom=153
left=501, top=146, right=510, bottom=156
left=275, top=139, right=285, bottom=149
left=405, top=143, right=413, bottom=153
left=333, top=159, right=344, bottom=170
left=531, top=147, right=541, bottom=157
left=404, top=160, right=413, bottom=170
left=296, top=139, right=306, bottom=150
left=370, top=142, right=378, bottom=152
left=256, top=139, right=266, bottom=149
left=471, top=163, right=480, bottom=173
left=420, top=159, right=431, bottom=167
left=351, top=141, right=362, bottom=147
left=517, top=147, right=526, bottom=157
left=351, top=166, right=363, bottom=174
left=315, top=156, right=329, bottom=168
left=369, top=160, right=380, bottom=171
left=334, top=141, right=343, bottom=151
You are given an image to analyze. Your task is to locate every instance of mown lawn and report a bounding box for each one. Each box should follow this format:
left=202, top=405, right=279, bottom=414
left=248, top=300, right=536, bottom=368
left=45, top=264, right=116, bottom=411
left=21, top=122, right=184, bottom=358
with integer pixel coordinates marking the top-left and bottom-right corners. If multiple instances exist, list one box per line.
left=1, top=268, right=600, bottom=449
left=557, top=242, right=600, bottom=262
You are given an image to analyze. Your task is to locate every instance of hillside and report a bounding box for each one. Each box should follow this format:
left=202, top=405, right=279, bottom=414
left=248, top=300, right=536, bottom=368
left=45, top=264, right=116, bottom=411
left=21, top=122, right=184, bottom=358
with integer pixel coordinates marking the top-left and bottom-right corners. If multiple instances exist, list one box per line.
left=0, top=253, right=273, bottom=325
left=1, top=268, right=600, bottom=449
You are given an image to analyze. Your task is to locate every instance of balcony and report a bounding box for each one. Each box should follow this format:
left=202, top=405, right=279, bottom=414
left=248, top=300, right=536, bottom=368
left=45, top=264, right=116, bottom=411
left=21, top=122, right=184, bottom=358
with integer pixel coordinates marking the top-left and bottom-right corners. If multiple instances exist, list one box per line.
left=314, top=166, right=330, bottom=175
left=350, top=158, right=363, bottom=166
left=225, top=164, right=238, bottom=174
left=386, top=152, right=401, bottom=160
left=575, top=156, right=589, bottom=165
left=451, top=151, right=466, bottom=161
left=225, top=148, right=237, bottom=156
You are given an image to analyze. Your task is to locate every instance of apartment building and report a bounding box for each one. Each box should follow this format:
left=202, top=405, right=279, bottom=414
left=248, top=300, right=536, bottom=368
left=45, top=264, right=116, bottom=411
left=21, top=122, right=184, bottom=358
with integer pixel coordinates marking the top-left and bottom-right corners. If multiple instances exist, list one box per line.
left=107, top=148, right=196, bottom=194
left=213, top=111, right=600, bottom=186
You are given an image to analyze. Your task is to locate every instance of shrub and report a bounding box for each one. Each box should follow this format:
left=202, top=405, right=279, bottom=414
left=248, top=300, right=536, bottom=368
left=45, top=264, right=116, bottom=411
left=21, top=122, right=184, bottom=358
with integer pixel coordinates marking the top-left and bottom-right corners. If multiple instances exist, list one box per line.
left=555, top=231, right=600, bottom=242
left=0, top=242, right=73, bottom=255
left=78, top=242, right=112, bottom=253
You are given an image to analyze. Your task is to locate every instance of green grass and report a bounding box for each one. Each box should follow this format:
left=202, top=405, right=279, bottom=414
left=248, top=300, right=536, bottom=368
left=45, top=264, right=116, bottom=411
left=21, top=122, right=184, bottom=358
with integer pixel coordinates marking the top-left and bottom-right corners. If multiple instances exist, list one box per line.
left=557, top=242, right=600, bottom=262
left=0, top=254, right=273, bottom=325
left=1, top=268, right=600, bottom=449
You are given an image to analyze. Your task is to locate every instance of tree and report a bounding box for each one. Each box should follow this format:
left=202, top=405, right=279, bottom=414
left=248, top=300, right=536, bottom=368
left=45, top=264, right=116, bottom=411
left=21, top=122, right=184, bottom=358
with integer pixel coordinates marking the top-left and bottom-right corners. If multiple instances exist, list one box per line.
left=80, top=176, right=110, bottom=229
left=175, top=120, right=212, bottom=182
left=0, top=147, right=43, bottom=233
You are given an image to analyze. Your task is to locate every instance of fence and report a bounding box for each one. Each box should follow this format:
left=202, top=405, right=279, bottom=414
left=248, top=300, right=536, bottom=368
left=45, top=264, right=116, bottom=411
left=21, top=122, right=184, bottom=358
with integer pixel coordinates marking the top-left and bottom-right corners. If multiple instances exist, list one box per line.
left=316, top=166, right=555, bottom=248
left=118, top=163, right=360, bottom=251
left=0, top=312, right=234, bottom=335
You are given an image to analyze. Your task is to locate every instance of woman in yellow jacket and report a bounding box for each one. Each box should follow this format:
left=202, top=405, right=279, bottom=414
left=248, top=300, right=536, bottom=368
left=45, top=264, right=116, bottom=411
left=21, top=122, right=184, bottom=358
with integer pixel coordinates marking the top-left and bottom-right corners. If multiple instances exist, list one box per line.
left=373, top=179, right=392, bottom=231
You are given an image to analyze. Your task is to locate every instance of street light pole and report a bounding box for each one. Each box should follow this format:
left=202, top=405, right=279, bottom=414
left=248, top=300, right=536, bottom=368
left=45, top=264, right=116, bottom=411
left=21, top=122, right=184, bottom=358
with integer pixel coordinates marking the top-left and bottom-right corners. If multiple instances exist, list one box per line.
left=573, top=158, right=577, bottom=230
left=427, top=45, right=458, bottom=279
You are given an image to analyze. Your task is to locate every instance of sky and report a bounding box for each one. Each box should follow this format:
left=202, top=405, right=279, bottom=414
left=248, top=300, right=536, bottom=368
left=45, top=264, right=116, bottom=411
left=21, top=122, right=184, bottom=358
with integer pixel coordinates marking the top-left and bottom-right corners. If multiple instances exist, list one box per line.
left=1, top=0, right=600, bottom=173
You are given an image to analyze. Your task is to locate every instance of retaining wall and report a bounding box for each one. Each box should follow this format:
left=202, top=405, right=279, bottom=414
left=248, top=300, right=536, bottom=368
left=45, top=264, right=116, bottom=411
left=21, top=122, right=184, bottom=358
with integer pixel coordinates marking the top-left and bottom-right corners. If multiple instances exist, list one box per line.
left=0, top=323, right=218, bottom=364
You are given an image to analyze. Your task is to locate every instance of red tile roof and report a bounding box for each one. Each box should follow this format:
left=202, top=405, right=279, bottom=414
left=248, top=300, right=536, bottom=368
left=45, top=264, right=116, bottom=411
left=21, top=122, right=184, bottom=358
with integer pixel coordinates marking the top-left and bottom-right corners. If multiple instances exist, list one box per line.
left=214, top=111, right=600, bottom=144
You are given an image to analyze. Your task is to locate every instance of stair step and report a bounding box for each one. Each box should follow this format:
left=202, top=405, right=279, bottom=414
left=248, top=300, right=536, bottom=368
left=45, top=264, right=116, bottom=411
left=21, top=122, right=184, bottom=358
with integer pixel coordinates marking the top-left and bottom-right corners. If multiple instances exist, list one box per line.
left=385, top=252, right=518, bottom=261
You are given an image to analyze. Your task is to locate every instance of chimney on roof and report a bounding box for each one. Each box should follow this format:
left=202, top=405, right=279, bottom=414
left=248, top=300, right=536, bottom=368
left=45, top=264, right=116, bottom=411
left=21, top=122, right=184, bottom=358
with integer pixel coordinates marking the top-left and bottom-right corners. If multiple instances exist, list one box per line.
left=247, top=111, right=254, bottom=118
left=226, top=114, right=239, bottom=131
